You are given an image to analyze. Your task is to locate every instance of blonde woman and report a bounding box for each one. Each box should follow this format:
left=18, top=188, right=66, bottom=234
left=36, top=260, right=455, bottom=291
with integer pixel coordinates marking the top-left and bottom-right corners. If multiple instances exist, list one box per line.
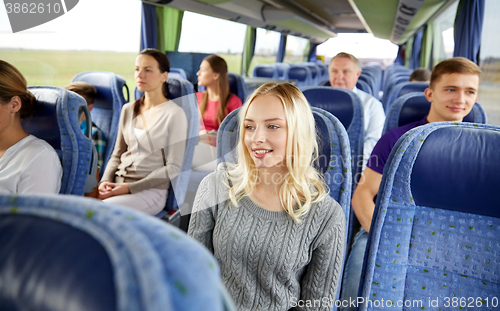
left=188, top=82, right=345, bottom=311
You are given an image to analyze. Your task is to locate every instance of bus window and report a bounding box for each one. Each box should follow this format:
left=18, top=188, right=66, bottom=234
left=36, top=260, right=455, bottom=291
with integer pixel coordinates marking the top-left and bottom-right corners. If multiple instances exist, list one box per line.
left=248, top=28, right=280, bottom=76
left=178, top=12, right=245, bottom=74
left=283, top=35, right=308, bottom=64
left=478, top=0, right=500, bottom=125
left=431, top=1, right=458, bottom=66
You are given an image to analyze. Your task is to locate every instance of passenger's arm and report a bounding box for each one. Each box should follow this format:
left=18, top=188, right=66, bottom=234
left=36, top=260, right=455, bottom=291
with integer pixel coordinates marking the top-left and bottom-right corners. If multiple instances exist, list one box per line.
left=101, top=106, right=129, bottom=183
left=362, top=99, right=385, bottom=170
left=296, top=201, right=345, bottom=310
left=351, top=167, right=382, bottom=232
left=127, top=107, right=188, bottom=194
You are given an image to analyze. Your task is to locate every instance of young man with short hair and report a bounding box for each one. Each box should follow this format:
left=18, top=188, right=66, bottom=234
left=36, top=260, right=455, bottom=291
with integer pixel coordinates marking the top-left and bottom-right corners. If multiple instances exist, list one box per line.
left=340, top=57, right=481, bottom=311
left=329, top=52, right=385, bottom=170
left=65, top=82, right=107, bottom=168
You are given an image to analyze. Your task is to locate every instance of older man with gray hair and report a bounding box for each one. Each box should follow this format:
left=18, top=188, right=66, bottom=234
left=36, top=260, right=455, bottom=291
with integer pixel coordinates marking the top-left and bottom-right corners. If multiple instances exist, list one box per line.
left=329, top=52, right=385, bottom=170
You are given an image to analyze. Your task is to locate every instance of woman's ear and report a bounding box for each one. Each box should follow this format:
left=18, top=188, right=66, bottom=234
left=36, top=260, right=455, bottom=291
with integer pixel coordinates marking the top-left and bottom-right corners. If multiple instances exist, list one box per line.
left=162, top=71, right=168, bottom=83
left=213, top=72, right=220, bottom=81
left=9, top=96, right=22, bottom=113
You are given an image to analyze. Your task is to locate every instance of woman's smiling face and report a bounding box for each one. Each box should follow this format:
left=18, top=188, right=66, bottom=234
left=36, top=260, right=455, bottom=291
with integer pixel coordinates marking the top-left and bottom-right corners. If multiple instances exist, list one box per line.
left=244, top=94, right=288, bottom=174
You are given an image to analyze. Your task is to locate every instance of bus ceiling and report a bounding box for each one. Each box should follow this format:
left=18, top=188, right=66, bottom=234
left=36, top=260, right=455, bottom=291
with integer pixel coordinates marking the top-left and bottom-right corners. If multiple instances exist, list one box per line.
left=145, top=0, right=458, bottom=46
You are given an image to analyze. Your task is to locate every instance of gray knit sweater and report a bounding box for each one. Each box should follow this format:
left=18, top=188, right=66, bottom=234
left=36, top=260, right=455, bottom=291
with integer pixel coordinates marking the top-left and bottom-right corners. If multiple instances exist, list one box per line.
left=188, top=170, right=345, bottom=311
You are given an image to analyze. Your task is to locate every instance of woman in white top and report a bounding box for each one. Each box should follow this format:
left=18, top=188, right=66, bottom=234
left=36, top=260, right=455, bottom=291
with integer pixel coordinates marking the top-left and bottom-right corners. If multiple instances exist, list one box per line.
left=0, top=60, right=62, bottom=194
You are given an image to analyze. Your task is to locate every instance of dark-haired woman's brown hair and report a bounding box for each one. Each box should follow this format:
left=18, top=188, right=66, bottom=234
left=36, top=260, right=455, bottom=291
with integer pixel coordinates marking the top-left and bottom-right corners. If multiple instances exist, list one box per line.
left=199, top=54, right=233, bottom=127
left=133, top=49, right=170, bottom=117
left=0, top=60, right=35, bottom=119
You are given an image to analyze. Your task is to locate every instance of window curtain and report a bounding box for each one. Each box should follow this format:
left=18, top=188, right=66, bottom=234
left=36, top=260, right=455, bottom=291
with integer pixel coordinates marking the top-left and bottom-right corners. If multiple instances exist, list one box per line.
left=140, top=2, right=157, bottom=50
left=241, top=26, right=256, bottom=77
left=157, top=6, right=184, bottom=52
left=394, top=45, right=405, bottom=66
left=276, top=34, right=287, bottom=63
left=420, top=22, right=433, bottom=69
left=453, top=0, right=485, bottom=64
left=410, top=28, right=424, bottom=69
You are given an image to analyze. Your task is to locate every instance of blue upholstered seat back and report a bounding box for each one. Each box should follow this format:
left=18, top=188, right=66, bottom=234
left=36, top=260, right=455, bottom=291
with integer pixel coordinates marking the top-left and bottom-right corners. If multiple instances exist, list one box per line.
left=359, top=122, right=500, bottom=311
left=356, top=79, right=373, bottom=95
left=284, top=65, right=312, bottom=87
left=228, top=72, right=248, bottom=103
left=24, top=87, right=93, bottom=195
left=164, top=78, right=199, bottom=214
left=0, top=193, right=228, bottom=311
left=133, top=77, right=198, bottom=215
left=71, top=71, right=128, bottom=176
left=383, top=92, right=488, bottom=134
left=252, top=65, right=278, bottom=79
left=302, top=87, right=365, bottom=186
left=384, top=81, right=429, bottom=111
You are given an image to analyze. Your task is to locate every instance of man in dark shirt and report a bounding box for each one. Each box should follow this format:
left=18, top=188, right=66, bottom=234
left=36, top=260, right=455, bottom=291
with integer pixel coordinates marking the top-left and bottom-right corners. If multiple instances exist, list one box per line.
left=340, top=57, right=481, bottom=310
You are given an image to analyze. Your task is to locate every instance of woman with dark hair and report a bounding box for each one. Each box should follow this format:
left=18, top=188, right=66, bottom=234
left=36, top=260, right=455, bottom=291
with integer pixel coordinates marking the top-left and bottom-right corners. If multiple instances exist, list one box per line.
left=99, top=49, right=188, bottom=215
left=193, top=54, right=242, bottom=170
left=0, top=60, right=62, bottom=193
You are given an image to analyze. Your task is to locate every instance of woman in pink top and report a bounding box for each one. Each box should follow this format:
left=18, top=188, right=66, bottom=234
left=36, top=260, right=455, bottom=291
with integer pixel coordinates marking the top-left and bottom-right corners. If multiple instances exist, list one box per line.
left=193, top=55, right=242, bottom=171
left=196, top=55, right=242, bottom=143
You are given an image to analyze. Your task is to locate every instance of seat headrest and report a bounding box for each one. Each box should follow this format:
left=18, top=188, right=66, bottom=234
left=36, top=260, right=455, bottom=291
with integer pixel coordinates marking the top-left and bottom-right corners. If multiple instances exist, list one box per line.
left=71, top=71, right=126, bottom=109
left=22, top=88, right=62, bottom=150
left=254, top=66, right=276, bottom=78
left=398, top=82, right=429, bottom=97
left=398, top=94, right=476, bottom=126
left=302, top=87, right=355, bottom=129
left=0, top=214, right=116, bottom=311
left=287, top=67, right=308, bottom=80
left=411, top=125, right=500, bottom=218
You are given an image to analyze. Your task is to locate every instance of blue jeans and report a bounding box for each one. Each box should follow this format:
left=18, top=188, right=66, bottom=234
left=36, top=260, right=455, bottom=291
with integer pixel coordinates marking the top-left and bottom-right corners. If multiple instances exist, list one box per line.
left=339, top=228, right=368, bottom=311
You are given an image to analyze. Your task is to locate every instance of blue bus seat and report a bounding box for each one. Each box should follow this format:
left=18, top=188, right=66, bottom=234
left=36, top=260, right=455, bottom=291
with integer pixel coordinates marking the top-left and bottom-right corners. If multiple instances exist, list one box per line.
left=228, top=72, right=248, bottom=103
left=283, top=65, right=313, bottom=87
left=24, top=86, right=94, bottom=195
left=359, top=122, right=500, bottom=310
left=216, top=108, right=352, bottom=297
left=170, top=67, right=189, bottom=80
left=384, top=81, right=429, bottom=111
left=272, top=62, right=290, bottom=79
left=300, top=62, right=321, bottom=85
left=383, top=92, right=487, bottom=134
left=0, top=193, right=232, bottom=311
left=71, top=71, right=128, bottom=177
left=133, top=77, right=198, bottom=219
left=359, top=72, right=378, bottom=96
left=381, top=74, right=411, bottom=108
left=252, top=64, right=279, bottom=79
left=356, top=79, right=373, bottom=95
left=301, top=87, right=365, bottom=189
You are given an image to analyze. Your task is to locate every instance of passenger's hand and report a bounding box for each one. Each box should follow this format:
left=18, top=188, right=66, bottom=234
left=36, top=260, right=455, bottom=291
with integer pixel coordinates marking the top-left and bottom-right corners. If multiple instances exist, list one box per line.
left=98, top=182, right=130, bottom=200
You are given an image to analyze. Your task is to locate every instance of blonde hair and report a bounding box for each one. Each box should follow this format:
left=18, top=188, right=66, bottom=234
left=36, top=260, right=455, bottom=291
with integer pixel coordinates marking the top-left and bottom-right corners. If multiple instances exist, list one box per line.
left=226, top=82, right=327, bottom=222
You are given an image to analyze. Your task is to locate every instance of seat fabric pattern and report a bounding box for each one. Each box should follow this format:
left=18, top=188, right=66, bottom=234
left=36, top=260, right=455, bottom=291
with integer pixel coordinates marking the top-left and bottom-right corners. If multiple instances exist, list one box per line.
left=0, top=194, right=224, bottom=311
left=25, top=87, right=93, bottom=195
left=359, top=122, right=500, bottom=311
left=302, top=87, right=365, bottom=187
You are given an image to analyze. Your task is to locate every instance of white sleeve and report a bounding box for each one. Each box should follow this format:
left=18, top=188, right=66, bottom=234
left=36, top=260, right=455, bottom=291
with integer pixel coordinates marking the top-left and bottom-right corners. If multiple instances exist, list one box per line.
left=18, top=148, right=62, bottom=194
left=363, top=97, right=385, bottom=171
